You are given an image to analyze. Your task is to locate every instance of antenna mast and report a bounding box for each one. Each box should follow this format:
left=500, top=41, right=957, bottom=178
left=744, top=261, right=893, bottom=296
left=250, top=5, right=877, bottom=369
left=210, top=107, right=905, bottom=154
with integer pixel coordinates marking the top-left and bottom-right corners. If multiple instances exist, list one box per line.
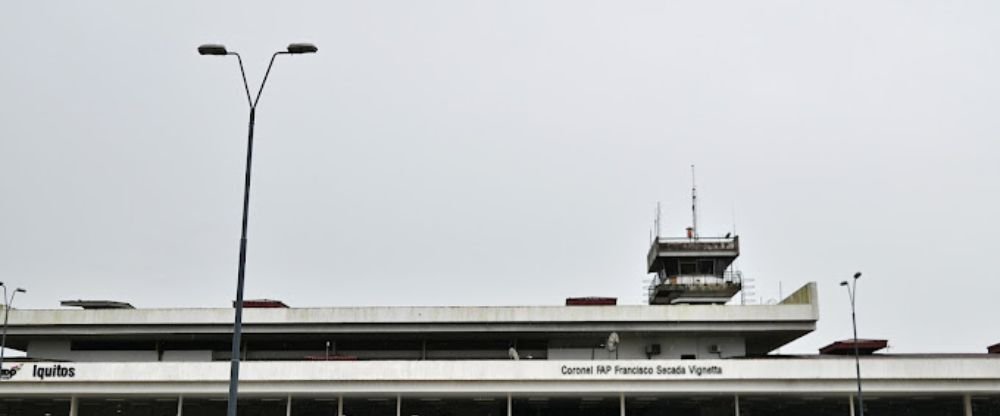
left=731, top=202, right=737, bottom=236
left=655, top=202, right=662, bottom=238
left=691, top=165, right=698, bottom=239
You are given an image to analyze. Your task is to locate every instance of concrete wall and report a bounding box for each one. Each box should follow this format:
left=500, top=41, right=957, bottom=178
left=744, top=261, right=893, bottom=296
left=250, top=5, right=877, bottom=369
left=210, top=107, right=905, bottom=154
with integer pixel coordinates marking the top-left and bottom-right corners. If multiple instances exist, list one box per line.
left=548, top=334, right=746, bottom=360
left=65, top=351, right=158, bottom=362
left=548, top=348, right=599, bottom=360
left=26, top=340, right=70, bottom=361
left=161, top=350, right=212, bottom=362
left=27, top=340, right=210, bottom=362
left=622, top=334, right=745, bottom=359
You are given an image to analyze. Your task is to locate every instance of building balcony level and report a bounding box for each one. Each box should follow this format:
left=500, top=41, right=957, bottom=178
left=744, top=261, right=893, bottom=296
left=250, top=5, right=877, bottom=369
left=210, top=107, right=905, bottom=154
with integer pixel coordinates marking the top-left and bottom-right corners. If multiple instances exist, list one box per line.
left=648, top=271, right=743, bottom=305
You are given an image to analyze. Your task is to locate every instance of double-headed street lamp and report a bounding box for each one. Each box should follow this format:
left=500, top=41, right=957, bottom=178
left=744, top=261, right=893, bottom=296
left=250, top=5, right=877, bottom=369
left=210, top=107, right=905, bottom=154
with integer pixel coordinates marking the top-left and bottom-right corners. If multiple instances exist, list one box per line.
left=199, top=42, right=317, bottom=416
left=840, top=272, right=864, bottom=416
left=0, top=283, right=27, bottom=379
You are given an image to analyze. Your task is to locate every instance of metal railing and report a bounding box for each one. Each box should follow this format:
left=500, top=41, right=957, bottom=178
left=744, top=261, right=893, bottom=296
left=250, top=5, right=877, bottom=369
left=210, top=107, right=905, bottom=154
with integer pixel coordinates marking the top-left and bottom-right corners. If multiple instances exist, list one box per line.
left=647, top=271, right=743, bottom=298
left=650, top=237, right=739, bottom=253
left=654, top=236, right=736, bottom=243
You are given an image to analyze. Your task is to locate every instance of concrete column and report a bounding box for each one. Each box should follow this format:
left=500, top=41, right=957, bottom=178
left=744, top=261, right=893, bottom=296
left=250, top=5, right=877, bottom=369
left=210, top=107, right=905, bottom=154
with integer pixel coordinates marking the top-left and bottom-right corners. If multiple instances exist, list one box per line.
left=848, top=395, right=855, bottom=416
left=734, top=394, right=740, bottom=416
left=620, top=393, right=625, bottom=416
left=286, top=394, right=292, bottom=416
left=396, top=395, right=401, bottom=416
left=507, top=394, right=512, bottom=416
left=337, top=395, right=343, bottom=416
left=69, top=396, right=78, bottom=416
left=176, top=396, right=184, bottom=416
left=964, top=394, right=973, bottom=416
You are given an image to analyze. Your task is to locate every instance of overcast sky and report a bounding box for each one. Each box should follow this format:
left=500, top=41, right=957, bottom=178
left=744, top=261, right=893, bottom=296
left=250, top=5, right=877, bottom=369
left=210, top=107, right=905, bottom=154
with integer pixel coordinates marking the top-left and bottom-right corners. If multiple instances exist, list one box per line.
left=1, top=1, right=998, bottom=354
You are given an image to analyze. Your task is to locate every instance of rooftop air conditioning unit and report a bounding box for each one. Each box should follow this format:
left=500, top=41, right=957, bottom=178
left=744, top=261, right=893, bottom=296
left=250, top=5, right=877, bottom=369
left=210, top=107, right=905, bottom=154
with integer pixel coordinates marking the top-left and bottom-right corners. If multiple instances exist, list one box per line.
left=645, top=344, right=661, bottom=356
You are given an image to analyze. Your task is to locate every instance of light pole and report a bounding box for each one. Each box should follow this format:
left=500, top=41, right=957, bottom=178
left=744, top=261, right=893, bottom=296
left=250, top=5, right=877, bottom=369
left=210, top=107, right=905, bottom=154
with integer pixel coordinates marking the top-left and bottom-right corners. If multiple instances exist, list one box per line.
left=840, top=272, right=864, bottom=416
left=199, top=42, right=318, bottom=416
left=0, top=283, right=26, bottom=379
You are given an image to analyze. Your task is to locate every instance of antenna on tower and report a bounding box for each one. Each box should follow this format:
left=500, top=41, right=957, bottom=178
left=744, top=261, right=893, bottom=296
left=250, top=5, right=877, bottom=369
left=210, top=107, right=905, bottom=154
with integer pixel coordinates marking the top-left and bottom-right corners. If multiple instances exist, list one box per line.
left=690, top=165, right=698, bottom=239
left=655, top=201, right=662, bottom=238
left=732, top=201, right=737, bottom=236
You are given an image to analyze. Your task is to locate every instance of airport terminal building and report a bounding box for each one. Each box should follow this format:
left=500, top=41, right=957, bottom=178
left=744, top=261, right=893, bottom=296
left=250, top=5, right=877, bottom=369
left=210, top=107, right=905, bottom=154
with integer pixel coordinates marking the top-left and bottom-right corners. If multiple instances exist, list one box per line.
left=2, top=234, right=998, bottom=415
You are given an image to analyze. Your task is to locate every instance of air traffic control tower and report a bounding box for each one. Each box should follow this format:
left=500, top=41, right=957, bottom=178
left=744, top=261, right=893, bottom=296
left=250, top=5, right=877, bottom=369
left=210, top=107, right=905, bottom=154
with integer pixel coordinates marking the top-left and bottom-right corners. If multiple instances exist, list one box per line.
left=646, top=229, right=742, bottom=305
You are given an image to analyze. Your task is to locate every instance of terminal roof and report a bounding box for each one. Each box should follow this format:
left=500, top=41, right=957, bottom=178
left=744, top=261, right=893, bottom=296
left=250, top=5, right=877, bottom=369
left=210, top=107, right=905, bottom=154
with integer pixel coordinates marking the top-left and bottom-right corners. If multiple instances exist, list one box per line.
left=59, top=300, right=135, bottom=309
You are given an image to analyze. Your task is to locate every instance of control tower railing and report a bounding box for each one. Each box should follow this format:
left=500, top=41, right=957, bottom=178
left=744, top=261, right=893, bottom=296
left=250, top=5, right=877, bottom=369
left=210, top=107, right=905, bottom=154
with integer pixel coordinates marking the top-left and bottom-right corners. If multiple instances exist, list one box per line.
left=653, top=270, right=743, bottom=287
left=650, top=237, right=738, bottom=250
left=647, top=270, right=743, bottom=305
left=650, top=270, right=743, bottom=291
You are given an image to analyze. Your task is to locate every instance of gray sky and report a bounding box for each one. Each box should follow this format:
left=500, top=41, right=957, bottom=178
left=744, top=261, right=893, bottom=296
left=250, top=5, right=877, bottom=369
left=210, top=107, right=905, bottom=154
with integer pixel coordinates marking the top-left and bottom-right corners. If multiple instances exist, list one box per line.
left=2, top=1, right=998, bottom=354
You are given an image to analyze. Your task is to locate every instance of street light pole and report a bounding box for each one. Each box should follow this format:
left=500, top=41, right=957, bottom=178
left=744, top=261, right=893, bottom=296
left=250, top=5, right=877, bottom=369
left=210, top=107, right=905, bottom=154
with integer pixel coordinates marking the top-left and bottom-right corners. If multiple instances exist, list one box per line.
left=199, top=43, right=317, bottom=416
left=0, top=283, right=26, bottom=379
left=841, top=272, right=864, bottom=416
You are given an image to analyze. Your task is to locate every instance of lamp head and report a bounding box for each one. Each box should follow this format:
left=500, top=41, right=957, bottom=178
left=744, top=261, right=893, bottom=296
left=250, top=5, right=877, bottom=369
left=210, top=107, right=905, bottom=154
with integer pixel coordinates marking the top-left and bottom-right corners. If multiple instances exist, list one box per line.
left=198, top=44, right=230, bottom=56
left=854, top=272, right=862, bottom=279
left=286, top=43, right=318, bottom=54
left=839, top=281, right=848, bottom=287
left=14, top=288, right=25, bottom=293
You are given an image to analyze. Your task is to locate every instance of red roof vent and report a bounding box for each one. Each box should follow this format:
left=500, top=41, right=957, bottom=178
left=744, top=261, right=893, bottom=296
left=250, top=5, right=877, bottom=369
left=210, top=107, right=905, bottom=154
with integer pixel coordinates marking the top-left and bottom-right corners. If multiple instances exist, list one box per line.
left=988, top=343, right=1000, bottom=354
left=234, top=299, right=289, bottom=308
left=566, top=297, right=617, bottom=306
left=819, top=339, right=888, bottom=355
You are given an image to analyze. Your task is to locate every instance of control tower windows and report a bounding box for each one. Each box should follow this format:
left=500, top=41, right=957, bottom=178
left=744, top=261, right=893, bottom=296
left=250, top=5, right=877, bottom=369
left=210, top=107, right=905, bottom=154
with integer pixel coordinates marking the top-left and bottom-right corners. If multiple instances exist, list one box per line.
left=698, top=260, right=715, bottom=275
left=678, top=260, right=715, bottom=275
